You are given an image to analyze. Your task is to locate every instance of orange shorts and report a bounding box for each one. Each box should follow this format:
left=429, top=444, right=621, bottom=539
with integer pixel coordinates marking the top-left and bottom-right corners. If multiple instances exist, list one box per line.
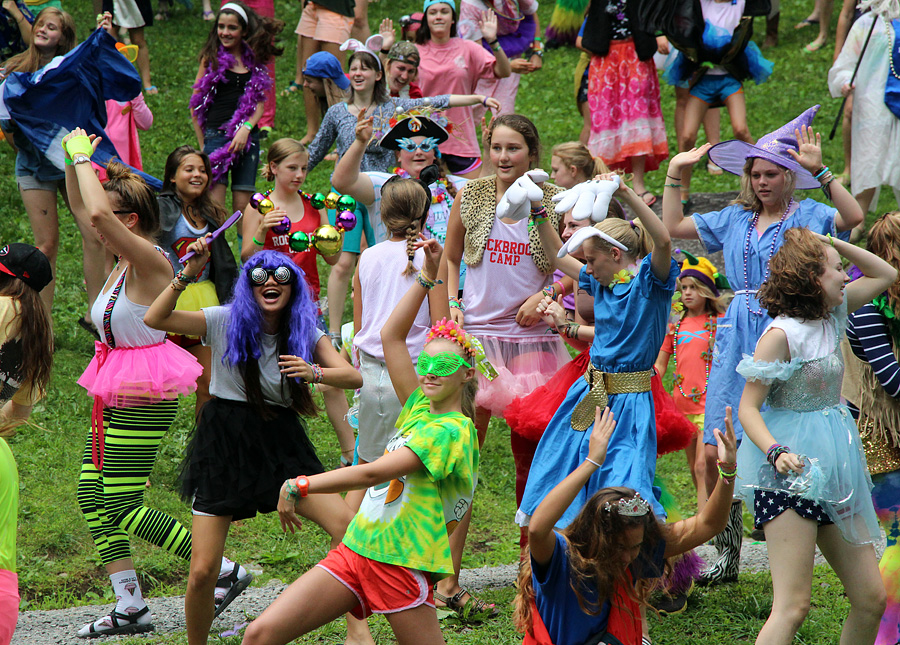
left=295, top=2, right=353, bottom=44
left=317, top=543, right=434, bottom=620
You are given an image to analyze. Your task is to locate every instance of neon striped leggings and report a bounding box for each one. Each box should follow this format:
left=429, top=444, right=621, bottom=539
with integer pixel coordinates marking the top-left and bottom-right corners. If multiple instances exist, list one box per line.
left=76, top=402, right=192, bottom=566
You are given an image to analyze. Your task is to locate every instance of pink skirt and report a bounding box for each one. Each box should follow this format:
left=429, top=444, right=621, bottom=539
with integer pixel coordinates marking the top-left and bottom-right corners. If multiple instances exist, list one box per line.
left=78, top=340, right=202, bottom=408
left=587, top=39, right=669, bottom=173
left=474, top=335, right=571, bottom=417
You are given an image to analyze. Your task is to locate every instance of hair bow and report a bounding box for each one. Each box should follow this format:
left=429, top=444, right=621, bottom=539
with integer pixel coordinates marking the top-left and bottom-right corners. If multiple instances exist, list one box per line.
left=552, top=176, right=620, bottom=222
left=495, top=169, right=550, bottom=221
left=340, top=35, right=385, bottom=69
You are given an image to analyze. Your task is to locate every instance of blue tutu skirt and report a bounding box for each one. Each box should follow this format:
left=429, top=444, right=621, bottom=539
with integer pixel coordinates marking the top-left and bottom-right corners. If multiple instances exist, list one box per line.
left=736, top=404, right=879, bottom=545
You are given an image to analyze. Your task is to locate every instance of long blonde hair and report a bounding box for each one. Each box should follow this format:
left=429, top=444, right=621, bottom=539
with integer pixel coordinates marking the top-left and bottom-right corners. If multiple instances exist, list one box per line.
left=381, top=179, right=430, bottom=276
left=587, top=219, right=654, bottom=261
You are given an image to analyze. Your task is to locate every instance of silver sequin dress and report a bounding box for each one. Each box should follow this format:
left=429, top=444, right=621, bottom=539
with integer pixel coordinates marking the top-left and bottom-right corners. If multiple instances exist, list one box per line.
left=735, top=301, right=880, bottom=545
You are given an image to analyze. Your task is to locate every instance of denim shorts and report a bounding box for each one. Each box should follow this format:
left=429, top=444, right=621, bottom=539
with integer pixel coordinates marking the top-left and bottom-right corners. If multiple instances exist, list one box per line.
left=202, top=127, right=261, bottom=192
left=689, top=73, right=743, bottom=105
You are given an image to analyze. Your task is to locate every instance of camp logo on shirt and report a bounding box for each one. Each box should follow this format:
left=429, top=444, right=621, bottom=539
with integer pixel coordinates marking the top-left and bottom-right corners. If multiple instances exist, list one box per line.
left=485, top=239, right=532, bottom=266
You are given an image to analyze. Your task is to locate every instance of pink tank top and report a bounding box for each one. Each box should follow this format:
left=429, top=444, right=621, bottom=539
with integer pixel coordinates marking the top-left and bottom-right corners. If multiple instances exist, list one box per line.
left=462, top=217, right=551, bottom=338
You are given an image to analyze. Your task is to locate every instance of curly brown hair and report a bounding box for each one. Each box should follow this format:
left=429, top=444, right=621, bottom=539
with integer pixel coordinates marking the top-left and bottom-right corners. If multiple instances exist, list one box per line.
left=867, top=212, right=900, bottom=319
left=758, top=228, right=830, bottom=321
left=514, top=487, right=666, bottom=636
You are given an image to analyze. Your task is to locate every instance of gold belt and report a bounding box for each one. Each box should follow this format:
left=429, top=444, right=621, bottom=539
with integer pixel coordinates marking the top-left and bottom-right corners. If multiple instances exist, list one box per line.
left=571, top=364, right=653, bottom=431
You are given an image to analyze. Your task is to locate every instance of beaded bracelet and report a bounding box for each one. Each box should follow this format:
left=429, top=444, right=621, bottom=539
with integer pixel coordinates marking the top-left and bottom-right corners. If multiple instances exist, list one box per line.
left=814, top=166, right=830, bottom=180
left=542, top=285, right=555, bottom=299
left=563, top=322, right=580, bottom=339
left=531, top=206, right=548, bottom=224
left=449, top=297, right=465, bottom=311
left=309, top=363, right=324, bottom=384
left=175, top=269, right=197, bottom=284
left=766, top=443, right=790, bottom=467
left=169, top=279, right=187, bottom=292
left=416, top=271, right=440, bottom=290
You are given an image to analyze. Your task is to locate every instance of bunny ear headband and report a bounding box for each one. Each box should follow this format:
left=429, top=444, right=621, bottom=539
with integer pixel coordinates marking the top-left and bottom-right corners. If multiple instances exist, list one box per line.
left=551, top=176, right=621, bottom=223
left=557, top=225, right=628, bottom=258
left=341, top=35, right=385, bottom=70
left=495, top=169, right=550, bottom=221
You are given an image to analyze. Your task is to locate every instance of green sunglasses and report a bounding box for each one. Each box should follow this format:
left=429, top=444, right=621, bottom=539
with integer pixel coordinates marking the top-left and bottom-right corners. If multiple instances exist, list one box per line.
left=416, top=351, right=471, bottom=377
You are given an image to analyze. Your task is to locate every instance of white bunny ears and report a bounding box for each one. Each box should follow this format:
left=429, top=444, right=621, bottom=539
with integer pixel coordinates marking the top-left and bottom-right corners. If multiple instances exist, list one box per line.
left=340, top=35, right=385, bottom=69
left=557, top=226, right=628, bottom=259
left=495, top=169, right=550, bottom=221
left=551, top=176, right=620, bottom=223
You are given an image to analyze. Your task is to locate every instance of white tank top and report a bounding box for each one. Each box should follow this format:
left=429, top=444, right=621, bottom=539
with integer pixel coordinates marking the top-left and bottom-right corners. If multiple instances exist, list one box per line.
left=462, top=216, right=551, bottom=337
left=90, top=266, right=167, bottom=348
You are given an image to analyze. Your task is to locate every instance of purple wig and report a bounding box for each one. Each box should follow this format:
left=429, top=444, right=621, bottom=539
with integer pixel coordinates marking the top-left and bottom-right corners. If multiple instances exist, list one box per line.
left=223, top=250, right=318, bottom=368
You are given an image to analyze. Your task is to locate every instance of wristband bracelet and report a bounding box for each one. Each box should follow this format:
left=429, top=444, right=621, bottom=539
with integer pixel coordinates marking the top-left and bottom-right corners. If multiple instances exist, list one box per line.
left=585, top=457, right=602, bottom=467
left=243, top=121, right=253, bottom=131
left=814, top=166, right=829, bottom=180
left=666, top=174, right=682, bottom=182
left=766, top=443, right=790, bottom=468
left=175, top=269, right=198, bottom=284
left=664, top=183, right=682, bottom=189
left=553, top=280, right=565, bottom=297
left=449, top=297, right=465, bottom=311
left=826, top=233, right=835, bottom=247
left=482, top=96, right=488, bottom=107
left=252, top=236, right=264, bottom=246
left=309, top=363, right=324, bottom=384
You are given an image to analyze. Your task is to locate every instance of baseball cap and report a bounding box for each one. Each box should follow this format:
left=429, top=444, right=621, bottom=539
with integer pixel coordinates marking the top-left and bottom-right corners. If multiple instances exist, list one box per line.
left=387, top=41, right=420, bottom=67
left=0, top=243, right=52, bottom=292
left=303, top=51, right=351, bottom=91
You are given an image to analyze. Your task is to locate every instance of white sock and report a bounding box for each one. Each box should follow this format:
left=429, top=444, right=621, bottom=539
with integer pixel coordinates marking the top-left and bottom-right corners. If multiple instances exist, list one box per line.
left=111, top=569, right=147, bottom=614
left=218, top=556, right=247, bottom=581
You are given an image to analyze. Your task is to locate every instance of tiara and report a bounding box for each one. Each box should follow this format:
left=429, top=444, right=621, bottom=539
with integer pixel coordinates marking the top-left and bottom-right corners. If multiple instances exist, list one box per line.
left=603, top=493, right=651, bottom=517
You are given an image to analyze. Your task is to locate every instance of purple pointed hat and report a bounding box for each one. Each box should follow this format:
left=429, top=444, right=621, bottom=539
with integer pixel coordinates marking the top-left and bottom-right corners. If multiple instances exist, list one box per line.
left=708, top=105, right=820, bottom=189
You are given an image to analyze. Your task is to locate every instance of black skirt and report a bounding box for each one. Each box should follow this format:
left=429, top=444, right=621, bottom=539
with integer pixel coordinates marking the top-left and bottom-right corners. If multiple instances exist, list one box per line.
left=181, top=398, right=325, bottom=521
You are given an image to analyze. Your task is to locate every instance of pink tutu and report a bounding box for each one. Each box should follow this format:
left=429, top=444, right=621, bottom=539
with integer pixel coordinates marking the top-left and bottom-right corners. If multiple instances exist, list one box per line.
left=474, top=334, right=571, bottom=417
left=78, top=340, right=202, bottom=408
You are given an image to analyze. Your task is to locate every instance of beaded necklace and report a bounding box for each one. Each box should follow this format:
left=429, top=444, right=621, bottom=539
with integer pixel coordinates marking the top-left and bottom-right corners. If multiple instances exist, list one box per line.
left=672, top=314, right=716, bottom=403
left=743, top=198, right=794, bottom=315
left=885, top=17, right=900, bottom=82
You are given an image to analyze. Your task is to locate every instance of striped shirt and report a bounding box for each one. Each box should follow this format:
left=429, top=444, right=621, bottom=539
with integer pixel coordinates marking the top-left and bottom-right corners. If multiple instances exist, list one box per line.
left=846, top=303, right=900, bottom=416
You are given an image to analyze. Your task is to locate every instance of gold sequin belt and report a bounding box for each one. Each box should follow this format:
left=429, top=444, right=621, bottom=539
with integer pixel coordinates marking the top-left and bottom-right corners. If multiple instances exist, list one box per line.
left=858, top=414, right=900, bottom=475
left=571, top=364, right=653, bottom=431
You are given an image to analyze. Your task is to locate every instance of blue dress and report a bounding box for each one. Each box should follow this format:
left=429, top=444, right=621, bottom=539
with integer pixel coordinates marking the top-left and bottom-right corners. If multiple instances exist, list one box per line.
left=517, top=256, right=678, bottom=526
left=693, top=199, right=846, bottom=444
left=735, top=303, right=880, bottom=545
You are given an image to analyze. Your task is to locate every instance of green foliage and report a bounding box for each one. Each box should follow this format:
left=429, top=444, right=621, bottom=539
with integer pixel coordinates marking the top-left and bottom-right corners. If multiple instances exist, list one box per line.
left=0, top=0, right=881, bottom=641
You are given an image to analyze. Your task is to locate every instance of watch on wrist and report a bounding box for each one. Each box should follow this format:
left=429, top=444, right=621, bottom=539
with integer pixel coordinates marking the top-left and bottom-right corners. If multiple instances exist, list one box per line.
left=72, top=154, right=91, bottom=165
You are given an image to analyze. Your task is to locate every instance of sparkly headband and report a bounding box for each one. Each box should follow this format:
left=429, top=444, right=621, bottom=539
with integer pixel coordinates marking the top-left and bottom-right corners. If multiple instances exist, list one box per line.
left=426, top=318, right=498, bottom=380
left=604, top=492, right=651, bottom=517
left=220, top=2, right=248, bottom=23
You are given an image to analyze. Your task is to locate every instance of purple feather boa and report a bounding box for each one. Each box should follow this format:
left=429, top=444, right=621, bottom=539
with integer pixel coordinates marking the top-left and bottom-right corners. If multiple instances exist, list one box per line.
left=189, top=43, right=272, bottom=184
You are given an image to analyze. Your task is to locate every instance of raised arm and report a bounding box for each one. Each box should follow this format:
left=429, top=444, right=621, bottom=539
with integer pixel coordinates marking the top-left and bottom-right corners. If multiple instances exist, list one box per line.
left=331, top=109, right=377, bottom=205
left=662, top=408, right=737, bottom=557
left=442, top=197, right=465, bottom=324
left=480, top=11, right=511, bottom=78
left=144, top=237, right=210, bottom=337
left=662, top=145, right=711, bottom=240
left=381, top=238, right=443, bottom=405
left=826, top=235, right=898, bottom=312
left=528, top=407, right=615, bottom=566
left=613, top=175, right=671, bottom=282
left=534, top=215, right=582, bottom=280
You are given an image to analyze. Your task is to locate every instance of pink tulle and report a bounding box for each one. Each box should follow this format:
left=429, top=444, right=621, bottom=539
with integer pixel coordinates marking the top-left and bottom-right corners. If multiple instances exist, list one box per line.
left=473, top=335, right=571, bottom=417
left=78, top=341, right=202, bottom=408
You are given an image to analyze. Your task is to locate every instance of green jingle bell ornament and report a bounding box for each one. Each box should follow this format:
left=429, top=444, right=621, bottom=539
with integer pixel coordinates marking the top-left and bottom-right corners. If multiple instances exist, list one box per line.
left=324, top=191, right=340, bottom=210
left=313, top=224, right=343, bottom=256
left=288, top=231, right=311, bottom=253
left=310, top=192, right=327, bottom=210
left=337, top=194, right=357, bottom=213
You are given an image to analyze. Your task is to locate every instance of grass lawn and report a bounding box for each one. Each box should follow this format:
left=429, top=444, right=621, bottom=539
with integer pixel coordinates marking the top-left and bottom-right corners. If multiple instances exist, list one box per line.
left=0, top=0, right=884, bottom=641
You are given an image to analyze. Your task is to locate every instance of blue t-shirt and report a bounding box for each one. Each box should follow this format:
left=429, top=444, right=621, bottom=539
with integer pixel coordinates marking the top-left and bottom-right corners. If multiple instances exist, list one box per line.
left=532, top=532, right=665, bottom=645
left=580, top=254, right=678, bottom=372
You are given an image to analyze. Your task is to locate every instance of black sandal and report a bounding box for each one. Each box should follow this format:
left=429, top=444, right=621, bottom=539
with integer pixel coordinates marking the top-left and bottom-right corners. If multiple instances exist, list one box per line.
left=433, top=587, right=499, bottom=621
left=77, top=606, right=154, bottom=638
left=214, top=563, right=253, bottom=617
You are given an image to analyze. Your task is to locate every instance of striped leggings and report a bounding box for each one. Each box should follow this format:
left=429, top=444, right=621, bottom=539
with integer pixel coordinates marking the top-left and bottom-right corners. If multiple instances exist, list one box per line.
left=76, top=402, right=192, bottom=566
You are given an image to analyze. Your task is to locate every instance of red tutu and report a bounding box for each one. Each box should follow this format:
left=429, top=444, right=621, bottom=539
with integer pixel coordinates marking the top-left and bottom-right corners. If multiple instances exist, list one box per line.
left=504, top=349, right=591, bottom=443
left=505, top=351, right=697, bottom=455
left=78, top=340, right=202, bottom=408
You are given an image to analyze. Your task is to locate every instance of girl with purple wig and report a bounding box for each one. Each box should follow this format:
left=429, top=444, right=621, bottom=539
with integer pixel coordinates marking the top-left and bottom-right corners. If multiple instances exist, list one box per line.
left=145, top=247, right=362, bottom=645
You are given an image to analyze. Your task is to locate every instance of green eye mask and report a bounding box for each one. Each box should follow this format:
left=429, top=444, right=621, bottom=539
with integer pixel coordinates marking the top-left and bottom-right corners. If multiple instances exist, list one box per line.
left=416, top=351, right=471, bottom=376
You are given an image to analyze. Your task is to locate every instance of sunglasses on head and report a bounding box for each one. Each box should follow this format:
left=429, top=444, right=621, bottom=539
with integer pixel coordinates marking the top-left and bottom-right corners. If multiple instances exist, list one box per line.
left=416, top=351, right=471, bottom=377
left=249, top=266, right=294, bottom=285
left=397, top=137, right=440, bottom=153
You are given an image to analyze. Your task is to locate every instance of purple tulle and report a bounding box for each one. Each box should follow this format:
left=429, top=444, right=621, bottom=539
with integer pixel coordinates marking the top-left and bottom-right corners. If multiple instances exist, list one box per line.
left=189, top=43, right=272, bottom=184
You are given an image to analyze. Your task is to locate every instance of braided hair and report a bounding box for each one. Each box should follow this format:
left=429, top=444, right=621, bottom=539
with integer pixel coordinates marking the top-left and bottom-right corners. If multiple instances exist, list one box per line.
left=381, top=166, right=437, bottom=276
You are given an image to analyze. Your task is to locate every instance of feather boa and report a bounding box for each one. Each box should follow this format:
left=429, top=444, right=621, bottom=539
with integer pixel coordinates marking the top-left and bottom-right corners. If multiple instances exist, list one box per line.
left=189, top=43, right=272, bottom=184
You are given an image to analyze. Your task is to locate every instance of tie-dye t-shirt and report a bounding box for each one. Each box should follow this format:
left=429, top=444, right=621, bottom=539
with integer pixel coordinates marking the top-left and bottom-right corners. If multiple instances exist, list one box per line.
left=342, top=388, right=479, bottom=578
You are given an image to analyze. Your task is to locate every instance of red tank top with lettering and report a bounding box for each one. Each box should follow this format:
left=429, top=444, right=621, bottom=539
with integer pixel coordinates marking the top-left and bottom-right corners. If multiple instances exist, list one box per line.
left=264, top=194, right=322, bottom=297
